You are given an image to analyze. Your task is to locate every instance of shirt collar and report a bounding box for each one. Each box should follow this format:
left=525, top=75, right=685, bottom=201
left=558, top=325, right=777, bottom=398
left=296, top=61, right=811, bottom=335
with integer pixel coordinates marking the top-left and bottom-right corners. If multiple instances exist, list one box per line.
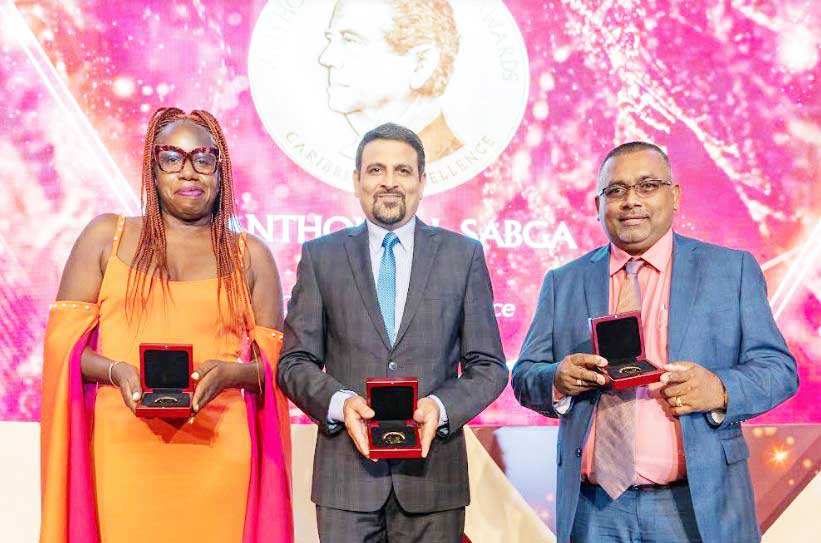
left=609, top=227, right=674, bottom=276
left=366, top=216, right=417, bottom=252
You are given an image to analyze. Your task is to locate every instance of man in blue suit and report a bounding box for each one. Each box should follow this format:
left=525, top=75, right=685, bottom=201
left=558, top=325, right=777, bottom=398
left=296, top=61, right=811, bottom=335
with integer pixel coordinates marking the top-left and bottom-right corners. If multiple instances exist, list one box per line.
left=512, top=141, right=798, bottom=543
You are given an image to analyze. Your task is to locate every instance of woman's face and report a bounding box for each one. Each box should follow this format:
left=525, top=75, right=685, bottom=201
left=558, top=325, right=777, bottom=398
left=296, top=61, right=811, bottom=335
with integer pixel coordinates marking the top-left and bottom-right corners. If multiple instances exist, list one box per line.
left=152, top=120, right=220, bottom=223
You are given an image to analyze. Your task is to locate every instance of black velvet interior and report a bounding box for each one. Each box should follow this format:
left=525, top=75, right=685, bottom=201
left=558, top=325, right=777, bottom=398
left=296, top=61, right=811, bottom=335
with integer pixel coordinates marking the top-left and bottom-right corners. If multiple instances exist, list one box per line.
left=141, top=390, right=191, bottom=407
left=371, top=385, right=414, bottom=421
left=604, top=359, right=658, bottom=380
left=371, top=422, right=418, bottom=448
left=143, top=349, right=190, bottom=389
left=595, top=316, right=642, bottom=360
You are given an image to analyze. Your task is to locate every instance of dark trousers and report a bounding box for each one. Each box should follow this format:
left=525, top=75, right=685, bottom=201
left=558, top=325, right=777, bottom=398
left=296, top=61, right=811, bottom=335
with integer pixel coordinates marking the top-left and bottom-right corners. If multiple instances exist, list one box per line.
left=571, top=481, right=702, bottom=543
left=316, top=490, right=465, bottom=543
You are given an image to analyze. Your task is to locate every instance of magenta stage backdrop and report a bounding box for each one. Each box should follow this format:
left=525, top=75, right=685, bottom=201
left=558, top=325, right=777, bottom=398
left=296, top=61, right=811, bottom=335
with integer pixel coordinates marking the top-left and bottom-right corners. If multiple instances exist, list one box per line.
left=1, top=1, right=818, bottom=426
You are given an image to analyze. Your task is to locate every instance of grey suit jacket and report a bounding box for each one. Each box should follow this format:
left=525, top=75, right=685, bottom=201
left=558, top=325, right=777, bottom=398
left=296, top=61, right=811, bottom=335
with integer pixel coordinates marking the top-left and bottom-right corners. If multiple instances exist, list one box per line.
left=278, top=220, right=508, bottom=513
left=512, top=233, right=798, bottom=543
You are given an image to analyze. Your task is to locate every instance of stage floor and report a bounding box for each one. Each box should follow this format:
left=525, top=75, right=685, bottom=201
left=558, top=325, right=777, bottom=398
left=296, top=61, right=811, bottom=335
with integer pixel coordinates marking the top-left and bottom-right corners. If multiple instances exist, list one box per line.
left=6, top=422, right=819, bottom=542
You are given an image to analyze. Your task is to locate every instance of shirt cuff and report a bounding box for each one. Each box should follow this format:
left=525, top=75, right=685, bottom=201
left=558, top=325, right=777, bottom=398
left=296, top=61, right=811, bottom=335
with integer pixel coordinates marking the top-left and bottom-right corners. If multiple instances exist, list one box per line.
left=328, top=389, right=356, bottom=425
left=553, top=385, right=572, bottom=415
left=427, top=394, right=449, bottom=436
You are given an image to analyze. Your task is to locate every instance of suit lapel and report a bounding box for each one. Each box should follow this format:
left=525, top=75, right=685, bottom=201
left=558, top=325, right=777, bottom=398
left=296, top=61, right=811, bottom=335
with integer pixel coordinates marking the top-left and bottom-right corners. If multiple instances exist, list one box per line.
left=344, top=223, right=392, bottom=351
left=584, top=246, right=611, bottom=320
left=393, top=220, right=441, bottom=348
left=668, top=234, right=701, bottom=359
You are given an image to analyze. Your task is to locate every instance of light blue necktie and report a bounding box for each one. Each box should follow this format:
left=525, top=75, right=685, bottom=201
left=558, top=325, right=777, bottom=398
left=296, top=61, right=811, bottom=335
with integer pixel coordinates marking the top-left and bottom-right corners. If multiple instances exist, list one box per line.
left=377, top=232, right=399, bottom=345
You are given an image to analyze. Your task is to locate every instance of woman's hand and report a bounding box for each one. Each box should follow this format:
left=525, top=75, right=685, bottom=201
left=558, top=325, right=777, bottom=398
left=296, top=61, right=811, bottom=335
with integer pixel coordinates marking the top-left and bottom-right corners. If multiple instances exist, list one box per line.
left=191, top=360, right=260, bottom=414
left=111, top=362, right=142, bottom=414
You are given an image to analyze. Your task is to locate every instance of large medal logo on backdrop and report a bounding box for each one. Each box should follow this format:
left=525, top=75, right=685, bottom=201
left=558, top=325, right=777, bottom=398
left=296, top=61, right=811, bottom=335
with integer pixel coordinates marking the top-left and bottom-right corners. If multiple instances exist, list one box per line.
left=248, top=0, right=529, bottom=193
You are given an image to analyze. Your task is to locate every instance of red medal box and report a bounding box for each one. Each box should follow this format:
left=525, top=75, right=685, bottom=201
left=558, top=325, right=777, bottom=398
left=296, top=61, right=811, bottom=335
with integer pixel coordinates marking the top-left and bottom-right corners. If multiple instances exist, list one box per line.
left=366, top=377, right=422, bottom=459
left=135, top=343, right=193, bottom=418
left=589, top=311, right=662, bottom=390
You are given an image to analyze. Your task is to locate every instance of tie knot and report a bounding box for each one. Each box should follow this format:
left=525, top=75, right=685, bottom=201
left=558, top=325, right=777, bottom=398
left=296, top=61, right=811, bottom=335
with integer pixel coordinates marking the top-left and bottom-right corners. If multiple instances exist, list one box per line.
left=624, top=259, right=644, bottom=275
left=382, top=232, right=399, bottom=250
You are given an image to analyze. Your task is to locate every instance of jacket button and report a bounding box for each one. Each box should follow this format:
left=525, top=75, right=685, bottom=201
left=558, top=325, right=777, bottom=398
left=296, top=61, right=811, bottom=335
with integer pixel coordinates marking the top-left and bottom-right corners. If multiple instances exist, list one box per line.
left=388, top=360, right=398, bottom=371
left=575, top=448, right=582, bottom=457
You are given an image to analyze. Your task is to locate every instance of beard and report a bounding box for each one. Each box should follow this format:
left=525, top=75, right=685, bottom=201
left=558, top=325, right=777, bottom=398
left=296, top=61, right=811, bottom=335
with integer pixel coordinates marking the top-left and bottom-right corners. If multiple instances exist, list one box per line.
left=372, top=192, right=406, bottom=226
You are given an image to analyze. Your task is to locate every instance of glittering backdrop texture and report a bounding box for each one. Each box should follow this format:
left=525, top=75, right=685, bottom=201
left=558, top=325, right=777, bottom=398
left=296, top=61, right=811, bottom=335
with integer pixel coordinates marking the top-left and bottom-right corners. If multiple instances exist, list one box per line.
left=1, top=0, right=818, bottom=427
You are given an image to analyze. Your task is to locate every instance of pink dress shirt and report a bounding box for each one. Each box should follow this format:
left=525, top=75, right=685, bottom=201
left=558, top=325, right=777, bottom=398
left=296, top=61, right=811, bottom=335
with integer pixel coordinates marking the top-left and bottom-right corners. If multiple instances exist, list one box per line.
left=581, top=228, right=687, bottom=485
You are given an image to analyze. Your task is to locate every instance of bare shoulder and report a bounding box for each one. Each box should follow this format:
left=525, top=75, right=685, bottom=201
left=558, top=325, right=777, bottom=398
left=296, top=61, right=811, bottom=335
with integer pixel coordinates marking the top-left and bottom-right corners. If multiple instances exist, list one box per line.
left=244, top=232, right=279, bottom=273
left=75, top=213, right=121, bottom=258
left=82, top=213, right=120, bottom=239
left=242, top=232, right=283, bottom=327
left=56, top=213, right=121, bottom=302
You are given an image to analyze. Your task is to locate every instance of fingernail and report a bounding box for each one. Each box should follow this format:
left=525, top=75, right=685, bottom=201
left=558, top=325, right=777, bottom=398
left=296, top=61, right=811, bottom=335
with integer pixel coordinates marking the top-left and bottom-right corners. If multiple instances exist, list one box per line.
left=132, top=392, right=141, bottom=401
left=597, top=357, right=608, bottom=366
left=188, top=417, right=195, bottom=424
left=191, top=372, right=200, bottom=380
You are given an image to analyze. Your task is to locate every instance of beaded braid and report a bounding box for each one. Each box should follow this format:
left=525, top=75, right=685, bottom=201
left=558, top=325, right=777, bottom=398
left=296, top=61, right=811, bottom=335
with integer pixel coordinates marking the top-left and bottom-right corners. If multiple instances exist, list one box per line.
left=126, top=107, right=249, bottom=334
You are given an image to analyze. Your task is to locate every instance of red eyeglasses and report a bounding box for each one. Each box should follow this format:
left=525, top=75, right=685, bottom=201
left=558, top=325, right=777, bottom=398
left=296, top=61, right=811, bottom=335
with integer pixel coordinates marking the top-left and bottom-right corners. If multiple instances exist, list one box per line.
left=153, top=145, right=220, bottom=175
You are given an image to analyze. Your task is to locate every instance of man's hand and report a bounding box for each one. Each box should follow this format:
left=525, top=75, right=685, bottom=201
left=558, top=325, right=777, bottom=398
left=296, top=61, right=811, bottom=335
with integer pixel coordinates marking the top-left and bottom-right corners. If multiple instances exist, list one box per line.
left=343, top=395, right=376, bottom=459
left=413, top=397, right=441, bottom=458
left=660, top=361, right=726, bottom=416
left=554, top=354, right=609, bottom=396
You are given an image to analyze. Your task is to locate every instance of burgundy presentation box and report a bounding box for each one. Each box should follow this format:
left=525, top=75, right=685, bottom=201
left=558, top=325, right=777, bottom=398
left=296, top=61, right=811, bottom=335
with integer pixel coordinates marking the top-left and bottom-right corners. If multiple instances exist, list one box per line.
left=366, top=377, right=422, bottom=459
left=589, top=311, right=662, bottom=390
left=135, top=343, right=193, bottom=419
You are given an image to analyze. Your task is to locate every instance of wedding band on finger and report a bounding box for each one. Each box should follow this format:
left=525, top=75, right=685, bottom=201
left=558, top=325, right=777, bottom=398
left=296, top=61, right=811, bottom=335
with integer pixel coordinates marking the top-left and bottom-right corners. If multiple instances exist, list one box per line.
left=576, top=378, right=583, bottom=387
left=675, top=396, right=683, bottom=408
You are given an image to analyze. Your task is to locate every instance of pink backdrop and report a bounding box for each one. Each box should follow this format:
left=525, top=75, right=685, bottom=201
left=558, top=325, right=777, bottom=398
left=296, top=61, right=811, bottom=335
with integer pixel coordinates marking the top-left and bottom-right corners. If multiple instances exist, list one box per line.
left=1, top=0, right=818, bottom=426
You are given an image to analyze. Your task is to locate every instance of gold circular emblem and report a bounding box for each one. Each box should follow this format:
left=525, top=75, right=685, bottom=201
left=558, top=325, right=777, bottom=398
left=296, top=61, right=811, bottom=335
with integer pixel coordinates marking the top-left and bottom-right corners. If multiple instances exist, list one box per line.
left=618, top=366, right=642, bottom=376
left=383, top=431, right=407, bottom=445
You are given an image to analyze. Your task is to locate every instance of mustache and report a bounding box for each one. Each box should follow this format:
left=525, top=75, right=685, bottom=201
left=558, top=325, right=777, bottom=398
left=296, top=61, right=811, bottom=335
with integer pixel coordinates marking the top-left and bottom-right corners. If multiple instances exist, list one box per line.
left=373, top=190, right=405, bottom=201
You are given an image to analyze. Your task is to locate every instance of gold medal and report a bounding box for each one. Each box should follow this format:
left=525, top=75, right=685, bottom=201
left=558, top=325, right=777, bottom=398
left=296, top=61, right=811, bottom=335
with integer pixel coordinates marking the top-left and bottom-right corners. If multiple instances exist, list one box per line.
left=382, top=431, right=407, bottom=445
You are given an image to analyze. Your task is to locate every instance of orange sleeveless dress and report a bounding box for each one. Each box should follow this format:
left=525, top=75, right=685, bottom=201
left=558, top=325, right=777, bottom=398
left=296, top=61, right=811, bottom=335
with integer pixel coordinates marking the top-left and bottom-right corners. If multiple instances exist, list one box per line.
left=90, top=216, right=262, bottom=541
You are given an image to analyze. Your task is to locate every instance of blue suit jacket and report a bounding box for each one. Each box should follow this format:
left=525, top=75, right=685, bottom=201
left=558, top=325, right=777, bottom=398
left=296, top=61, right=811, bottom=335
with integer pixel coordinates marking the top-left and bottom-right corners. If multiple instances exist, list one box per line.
left=512, top=233, right=798, bottom=543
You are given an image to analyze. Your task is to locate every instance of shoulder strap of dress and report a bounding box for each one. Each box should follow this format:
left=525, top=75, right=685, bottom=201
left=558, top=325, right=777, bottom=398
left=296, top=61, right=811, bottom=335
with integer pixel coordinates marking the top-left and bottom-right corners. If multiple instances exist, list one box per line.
left=111, top=215, right=126, bottom=256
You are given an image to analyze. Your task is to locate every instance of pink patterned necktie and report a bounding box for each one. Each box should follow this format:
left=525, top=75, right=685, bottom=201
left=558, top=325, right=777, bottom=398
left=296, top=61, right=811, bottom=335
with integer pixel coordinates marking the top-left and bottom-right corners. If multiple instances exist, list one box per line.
left=593, top=259, right=644, bottom=499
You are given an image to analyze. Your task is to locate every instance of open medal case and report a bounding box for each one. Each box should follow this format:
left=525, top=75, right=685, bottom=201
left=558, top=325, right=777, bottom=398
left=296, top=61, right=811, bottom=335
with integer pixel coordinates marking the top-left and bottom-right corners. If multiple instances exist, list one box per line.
left=366, top=377, right=422, bottom=459
left=135, top=343, right=193, bottom=418
left=589, top=311, right=662, bottom=389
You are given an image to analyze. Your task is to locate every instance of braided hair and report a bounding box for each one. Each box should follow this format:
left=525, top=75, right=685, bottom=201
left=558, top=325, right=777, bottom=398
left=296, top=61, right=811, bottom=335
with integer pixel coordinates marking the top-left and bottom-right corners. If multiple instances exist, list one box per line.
left=127, top=107, right=248, bottom=334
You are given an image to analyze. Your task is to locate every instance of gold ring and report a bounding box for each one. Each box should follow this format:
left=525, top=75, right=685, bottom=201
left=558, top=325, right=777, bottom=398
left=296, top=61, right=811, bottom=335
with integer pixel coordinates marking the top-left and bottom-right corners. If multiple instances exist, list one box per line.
left=576, top=378, right=583, bottom=386
left=618, top=366, right=642, bottom=375
left=154, top=396, right=180, bottom=405
left=675, top=396, right=683, bottom=408
left=383, top=431, right=407, bottom=445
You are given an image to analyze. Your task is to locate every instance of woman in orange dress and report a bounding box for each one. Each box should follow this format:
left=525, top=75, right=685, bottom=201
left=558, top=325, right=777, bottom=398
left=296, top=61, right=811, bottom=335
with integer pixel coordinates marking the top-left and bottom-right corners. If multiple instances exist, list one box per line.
left=40, top=107, right=293, bottom=542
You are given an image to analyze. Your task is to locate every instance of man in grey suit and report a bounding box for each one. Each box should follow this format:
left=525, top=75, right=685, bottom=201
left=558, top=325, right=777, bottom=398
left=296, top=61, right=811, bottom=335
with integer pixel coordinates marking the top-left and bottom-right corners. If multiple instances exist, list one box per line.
left=512, top=142, right=797, bottom=543
left=278, top=123, right=508, bottom=542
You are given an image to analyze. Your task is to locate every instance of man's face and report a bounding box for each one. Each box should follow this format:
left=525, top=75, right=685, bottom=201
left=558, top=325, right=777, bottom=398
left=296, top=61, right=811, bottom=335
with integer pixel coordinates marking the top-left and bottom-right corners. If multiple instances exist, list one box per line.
left=319, top=0, right=416, bottom=115
left=595, top=148, right=680, bottom=255
left=354, top=138, right=426, bottom=230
